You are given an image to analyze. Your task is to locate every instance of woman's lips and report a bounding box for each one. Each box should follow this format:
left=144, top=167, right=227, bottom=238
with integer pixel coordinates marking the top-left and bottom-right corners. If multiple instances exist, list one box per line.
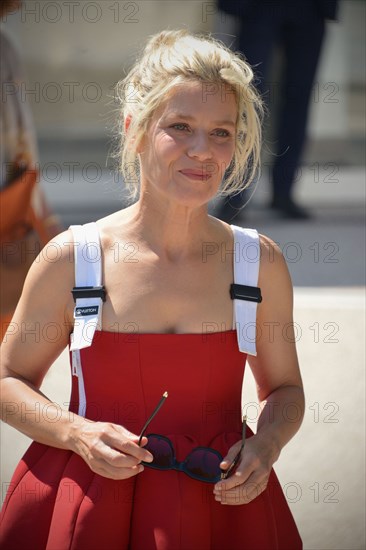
left=179, top=170, right=211, bottom=181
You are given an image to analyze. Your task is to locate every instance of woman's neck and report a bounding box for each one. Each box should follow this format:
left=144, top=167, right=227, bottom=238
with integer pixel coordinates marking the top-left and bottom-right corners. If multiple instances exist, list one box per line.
left=124, top=196, right=218, bottom=263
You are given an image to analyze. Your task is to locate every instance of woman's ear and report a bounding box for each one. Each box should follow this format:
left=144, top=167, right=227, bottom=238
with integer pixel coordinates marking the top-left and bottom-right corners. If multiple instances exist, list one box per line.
left=124, top=114, right=144, bottom=153
left=124, top=114, right=132, bottom=133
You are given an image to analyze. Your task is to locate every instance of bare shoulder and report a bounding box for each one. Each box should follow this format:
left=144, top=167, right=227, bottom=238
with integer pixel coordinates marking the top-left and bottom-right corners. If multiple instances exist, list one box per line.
left=257, top=232, right=293, bottom=304
left=17, top=229, right=76, bottom=329
left=24, top=228, right=75, bottom=284
left=259, top=232, right=284, bottom=266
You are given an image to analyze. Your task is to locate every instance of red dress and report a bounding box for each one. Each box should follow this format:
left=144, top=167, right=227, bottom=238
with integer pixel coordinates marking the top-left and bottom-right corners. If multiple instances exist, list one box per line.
left=0, top=329, right=302, bottom=549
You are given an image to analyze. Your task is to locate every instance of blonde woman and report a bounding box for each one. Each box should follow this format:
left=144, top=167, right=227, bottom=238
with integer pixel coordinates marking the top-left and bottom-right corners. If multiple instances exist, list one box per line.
left=1, top=30, right=304, bottom=549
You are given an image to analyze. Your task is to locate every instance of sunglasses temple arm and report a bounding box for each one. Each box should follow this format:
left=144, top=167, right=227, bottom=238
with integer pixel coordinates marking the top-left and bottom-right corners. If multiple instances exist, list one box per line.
left=138, top=392, right=168, bottom=445
left=221, top=416, right=247, bottom=479
left=221, top=450, right=241, bottom=479
left=241, top=416, right=247, bottom=450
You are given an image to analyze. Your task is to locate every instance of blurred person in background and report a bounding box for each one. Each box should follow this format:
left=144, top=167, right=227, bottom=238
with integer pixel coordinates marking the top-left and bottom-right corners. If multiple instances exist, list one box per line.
left=0, top=0, right=62, bottom=339
left=216, top=0, right=339, bottom=222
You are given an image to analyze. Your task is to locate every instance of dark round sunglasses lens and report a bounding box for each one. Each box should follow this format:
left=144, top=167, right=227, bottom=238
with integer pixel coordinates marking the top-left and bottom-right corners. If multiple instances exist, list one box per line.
left=185, top=450, right=221, bottom=482
left=145, top=436, right=174, bottom=468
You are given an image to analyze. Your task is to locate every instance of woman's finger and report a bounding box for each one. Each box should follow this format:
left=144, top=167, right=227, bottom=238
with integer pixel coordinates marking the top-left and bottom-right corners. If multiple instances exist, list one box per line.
left=215, top=456, right=254, bottom=493
left=215, top=471, right=270, bottom=505
left=109, top=425, right=154, bottom=462
left=103, top=433, right=153, bottom=464
left=91, top=458, right=145, bottom=480
left=95, top=441, right=144, bottom=468
left=219, top=440, right=242, bottom=471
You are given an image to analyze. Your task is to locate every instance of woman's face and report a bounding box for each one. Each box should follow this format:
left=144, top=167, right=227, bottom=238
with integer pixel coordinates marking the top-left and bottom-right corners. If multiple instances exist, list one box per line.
left=138, top=80, right=237, bottom=210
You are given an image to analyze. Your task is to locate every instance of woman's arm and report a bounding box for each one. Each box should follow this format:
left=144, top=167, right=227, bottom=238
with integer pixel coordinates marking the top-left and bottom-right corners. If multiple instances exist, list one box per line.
left=1, top=230, right=153, bottom=479
left=214, top=235, right=305, bottom=504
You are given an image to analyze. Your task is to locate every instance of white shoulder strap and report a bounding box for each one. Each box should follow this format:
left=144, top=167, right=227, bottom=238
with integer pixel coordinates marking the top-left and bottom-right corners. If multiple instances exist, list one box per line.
left=69, top=222, right=103, bottom=351
left=231, top=225, right=261, bottom=356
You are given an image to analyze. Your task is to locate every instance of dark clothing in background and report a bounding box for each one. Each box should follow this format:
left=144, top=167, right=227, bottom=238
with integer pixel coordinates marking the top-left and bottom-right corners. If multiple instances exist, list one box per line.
left=217, top=0, right=339, bottom=208
left=218, top=0, right=338, bottom=21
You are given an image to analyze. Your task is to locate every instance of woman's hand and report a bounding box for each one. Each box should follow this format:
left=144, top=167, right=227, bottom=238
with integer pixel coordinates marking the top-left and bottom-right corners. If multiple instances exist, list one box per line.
left=213, top=434, right=278, bottom=505
left=70, top=419, right=154, bottom=480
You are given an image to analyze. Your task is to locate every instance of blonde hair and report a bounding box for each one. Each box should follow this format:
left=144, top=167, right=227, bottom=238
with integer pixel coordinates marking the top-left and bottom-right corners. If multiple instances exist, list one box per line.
left=114, top=29, right=264, bottom=200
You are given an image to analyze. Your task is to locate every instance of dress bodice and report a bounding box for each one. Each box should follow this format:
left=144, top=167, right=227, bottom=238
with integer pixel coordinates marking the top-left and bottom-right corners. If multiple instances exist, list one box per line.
left=69, top=329, right=247, bottom=456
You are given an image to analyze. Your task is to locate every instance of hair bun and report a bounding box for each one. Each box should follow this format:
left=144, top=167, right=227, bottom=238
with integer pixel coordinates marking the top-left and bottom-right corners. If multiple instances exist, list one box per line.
left=144, top=29, right=188, bottom=53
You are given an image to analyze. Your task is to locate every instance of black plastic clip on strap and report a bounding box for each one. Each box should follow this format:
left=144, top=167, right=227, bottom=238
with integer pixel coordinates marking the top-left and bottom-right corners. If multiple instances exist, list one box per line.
left=230, top=284, right=262, bottom=303
left=72, top=286, right=106, bottom=303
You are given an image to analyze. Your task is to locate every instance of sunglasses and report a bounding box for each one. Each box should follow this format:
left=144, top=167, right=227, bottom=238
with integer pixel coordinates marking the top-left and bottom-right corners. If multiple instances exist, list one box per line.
left=138, top=392, right=247, bottom=484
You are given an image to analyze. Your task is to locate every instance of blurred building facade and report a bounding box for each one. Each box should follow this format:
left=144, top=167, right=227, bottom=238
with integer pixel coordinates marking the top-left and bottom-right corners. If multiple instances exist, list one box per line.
left=3, top=0, right=365, bottom=143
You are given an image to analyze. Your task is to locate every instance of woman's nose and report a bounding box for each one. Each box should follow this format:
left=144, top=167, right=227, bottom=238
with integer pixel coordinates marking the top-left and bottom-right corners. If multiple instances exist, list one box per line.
left=187, top=132, right=212, bottom=161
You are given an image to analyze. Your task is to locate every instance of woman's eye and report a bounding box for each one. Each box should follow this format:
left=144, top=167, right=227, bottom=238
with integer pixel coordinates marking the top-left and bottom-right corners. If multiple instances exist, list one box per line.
left=214, top=129, right=230, bottom=137
left=171, top=123, right=189, bottom=131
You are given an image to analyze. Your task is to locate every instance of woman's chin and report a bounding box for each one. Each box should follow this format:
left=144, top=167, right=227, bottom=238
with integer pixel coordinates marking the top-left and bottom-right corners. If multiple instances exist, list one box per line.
left=168, top=178, right=219, bottom=207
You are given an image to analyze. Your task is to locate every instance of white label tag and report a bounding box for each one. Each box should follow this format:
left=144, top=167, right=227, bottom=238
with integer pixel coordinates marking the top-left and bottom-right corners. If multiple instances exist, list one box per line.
left=74, top=305, right=99, bottom=318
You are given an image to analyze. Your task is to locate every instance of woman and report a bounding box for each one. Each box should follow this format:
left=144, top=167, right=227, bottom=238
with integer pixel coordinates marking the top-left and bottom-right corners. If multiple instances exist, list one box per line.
left=0, top=30, right=304, bottom=549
